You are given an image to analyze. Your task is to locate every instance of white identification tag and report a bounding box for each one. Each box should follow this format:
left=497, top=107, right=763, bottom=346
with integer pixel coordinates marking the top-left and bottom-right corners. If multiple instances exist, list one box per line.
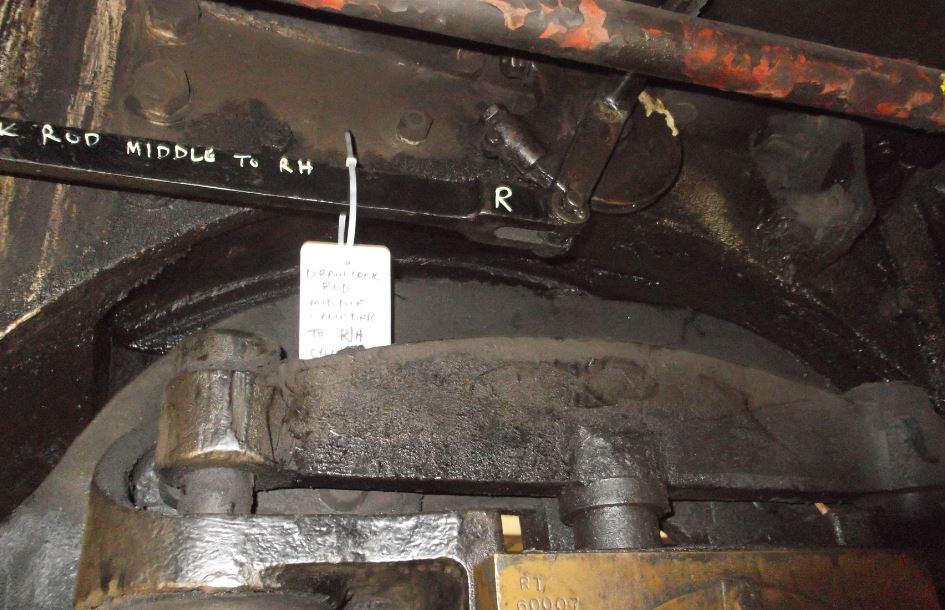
left=299, top=241, right=391, bottom=359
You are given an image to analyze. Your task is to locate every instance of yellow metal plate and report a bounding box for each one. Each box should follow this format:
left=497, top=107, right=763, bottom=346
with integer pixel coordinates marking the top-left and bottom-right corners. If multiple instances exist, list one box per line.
left=477, top=549, right=940, bottom=609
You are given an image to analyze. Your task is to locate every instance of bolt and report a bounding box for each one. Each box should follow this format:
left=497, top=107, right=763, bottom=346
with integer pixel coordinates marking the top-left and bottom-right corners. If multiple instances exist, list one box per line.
left=500, top=56, right=535, bottom=80
left=128, top=59, right=192, bottom=126
left=159, top=330, right=283, bottom=515
left=396, top=110, right=433, bottom=145
left=453, top=48, right=486, bottom=75
left=482, top=104, right=503, bottom=123
left=552, top=188, right=589, bottom=224
left=178, top=467, right=255, bottom=515
left=146, top=0, right=201, bottom=44
left=566, top=190, right=584, bottom=210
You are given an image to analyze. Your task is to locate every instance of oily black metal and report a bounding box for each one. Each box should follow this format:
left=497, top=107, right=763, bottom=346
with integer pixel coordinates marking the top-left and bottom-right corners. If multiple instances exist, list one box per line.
left=58, top=328, right=945, bottom=607
left=588, top=98, right=682, bottom=213
left=751, top=113, right=876, bottom=277
left=67, top=331, right=945, bottom=607
left=154, top=335, right=943, bottom=501
left=1, top=288, right=875, bottom=609
left=482, top=0, right=691, bottom=222
left=0, top=117, right=575, bottom=253
left=559, top=477, right=669, bottom=550
left=281, top=0, right=945, bottom=133
left=4, top=0, right=945, bottom=546
left=880, top=171, right=945, bottom=413
left=551, top=0, right=700, bottom=219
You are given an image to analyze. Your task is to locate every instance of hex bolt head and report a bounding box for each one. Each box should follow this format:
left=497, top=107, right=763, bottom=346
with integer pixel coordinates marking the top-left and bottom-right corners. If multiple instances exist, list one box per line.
left=552, top=188, right=590, bottom=224
left=482, top=104, right=503, bottom=122
left=397, top=110, right=433, bottom=145
left=565, top=190, right=584, bottom=210
left=146, top=0, right=201, bottom=44
left=128, top=59, right=192, bottom=126
left=500, top=56, right=535, bottom=80
left=453, top=48, right=486, bottom=75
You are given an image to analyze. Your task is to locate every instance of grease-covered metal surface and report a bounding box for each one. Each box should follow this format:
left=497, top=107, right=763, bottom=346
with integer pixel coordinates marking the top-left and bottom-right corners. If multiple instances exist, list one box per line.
left=751, top=113, right=875, bottom=277
left=3, top=0, right=945, bottom=547
left=0, top=277, right=833, bottom=609
left=1, top=1, right=945, bottom=608
left=273, top=338, right=945, bottom=498
left=73, top=334, right=945, bottom=607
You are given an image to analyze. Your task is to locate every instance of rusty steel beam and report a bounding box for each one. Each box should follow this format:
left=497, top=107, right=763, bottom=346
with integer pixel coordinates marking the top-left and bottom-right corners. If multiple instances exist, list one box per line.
left=284, top=0, right=945, bottom=133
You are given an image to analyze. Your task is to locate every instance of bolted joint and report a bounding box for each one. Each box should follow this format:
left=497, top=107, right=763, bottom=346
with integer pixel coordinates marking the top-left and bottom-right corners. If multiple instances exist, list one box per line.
left=174, top=328, right=283, bottom=373
left=156, top=330, right=284, bottom=514
left=453, top=48, right=486, bottom=75
left=550, top=185, right=590, bottom=225
left=128, top=59, right=192, bottom=126
left=560, top=477, right=670, bottom=550
left=146, top=0, right=202, bottom=44
left=177, top=467, right=255, bottom=515
left=499, top=56, right=535, bottom=81
left=396, top=109, right=433, bottom=145
left=481, top=104, right=553, bottom=189
left=155, top=368, right=277, bottom=482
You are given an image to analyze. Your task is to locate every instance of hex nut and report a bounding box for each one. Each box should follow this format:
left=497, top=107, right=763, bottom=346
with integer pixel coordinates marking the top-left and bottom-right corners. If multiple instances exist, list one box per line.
left=128, top=59, right=192, bottom=126
left=397, top=110, right=433, bottom=145
left=146, top=0, right=201, bottom=44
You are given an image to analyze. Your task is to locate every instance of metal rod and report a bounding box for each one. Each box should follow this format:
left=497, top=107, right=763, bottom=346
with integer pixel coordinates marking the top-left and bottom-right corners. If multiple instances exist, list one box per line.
left=0, top=117, right=572, bottom=253
left=284, top=0, right=945, bottom=133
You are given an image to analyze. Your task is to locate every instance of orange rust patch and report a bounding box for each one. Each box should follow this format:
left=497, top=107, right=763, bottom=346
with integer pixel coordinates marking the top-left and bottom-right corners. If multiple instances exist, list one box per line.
left=750, top=57, right=776, bottom=83
left=479, top=0, right=534, bottom=30
left=872, top=90, right=936, bottom=119
left=913, top=64, right=932, bottom=83
left=820, top=77, right=853, bottom=96
left=683, top=28, right=815, bottom=98
left=295, top=0, right=348, bottom=10
left=909, top=90, right=935, bottom=108
left=552, top=0, right=612, bottom=52
left=539, top=20, right=568, bottom=41
left=294, top=0, right=385, bottom=13
left=888, top=91, right=934, bottom=116
left=876, top=102, right=906, bottom=118
left=690, top=29, right=719, bottom=65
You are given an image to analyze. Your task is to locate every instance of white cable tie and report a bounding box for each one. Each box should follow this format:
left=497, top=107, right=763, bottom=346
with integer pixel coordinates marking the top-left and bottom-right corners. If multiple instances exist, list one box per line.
left=344, top=131, right=358, bottom=247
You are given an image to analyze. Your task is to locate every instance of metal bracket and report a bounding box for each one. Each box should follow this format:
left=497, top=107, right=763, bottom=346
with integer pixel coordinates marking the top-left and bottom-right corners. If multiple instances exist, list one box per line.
left=0, top=117, right=580, bottom=255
